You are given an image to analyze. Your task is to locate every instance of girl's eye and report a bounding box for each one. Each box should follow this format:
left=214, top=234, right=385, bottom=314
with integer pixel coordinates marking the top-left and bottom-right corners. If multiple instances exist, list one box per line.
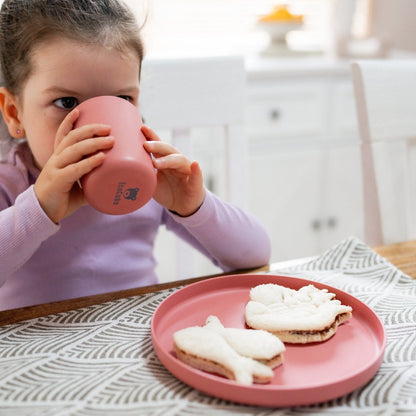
left=53, top=97, right=79, bottom=109
left=118, top=95, right=132, bottom=102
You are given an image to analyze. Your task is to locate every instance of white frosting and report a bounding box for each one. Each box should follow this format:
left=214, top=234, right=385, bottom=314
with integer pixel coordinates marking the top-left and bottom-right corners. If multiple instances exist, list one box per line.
left=245, top=284, right=352, bottom=331
left=173, top=324, right=273, bottom=385
left=204, top=315, right=285, bottom=360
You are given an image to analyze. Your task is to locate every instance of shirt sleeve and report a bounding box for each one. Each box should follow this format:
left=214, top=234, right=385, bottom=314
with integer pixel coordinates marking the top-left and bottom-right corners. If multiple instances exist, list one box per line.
left=163, top=190, right=271, bottom=271
left=0, top=185, right=60, bottom=284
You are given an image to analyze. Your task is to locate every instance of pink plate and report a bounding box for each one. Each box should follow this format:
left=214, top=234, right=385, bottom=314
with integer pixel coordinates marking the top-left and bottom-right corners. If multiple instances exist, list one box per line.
left=151, top=274, right=386, bottom=407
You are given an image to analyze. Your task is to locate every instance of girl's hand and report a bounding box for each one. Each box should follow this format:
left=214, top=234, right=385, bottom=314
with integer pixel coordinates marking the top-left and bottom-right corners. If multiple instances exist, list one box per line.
left=142, top=125, right=205, bottom=217
left=34, top=109, right=115, bottom=223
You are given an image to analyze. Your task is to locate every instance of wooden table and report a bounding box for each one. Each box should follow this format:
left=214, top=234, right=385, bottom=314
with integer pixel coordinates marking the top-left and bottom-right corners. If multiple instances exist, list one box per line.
left=0, top=264, right=270, bottom=326
left=1, top=240, right=414, bottom=327
left=373, top=239, right=416, bottom=279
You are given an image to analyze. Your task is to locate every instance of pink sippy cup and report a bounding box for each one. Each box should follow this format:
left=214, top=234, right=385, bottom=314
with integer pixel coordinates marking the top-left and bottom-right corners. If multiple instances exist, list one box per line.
left=75, top=96, right=156, bottom=215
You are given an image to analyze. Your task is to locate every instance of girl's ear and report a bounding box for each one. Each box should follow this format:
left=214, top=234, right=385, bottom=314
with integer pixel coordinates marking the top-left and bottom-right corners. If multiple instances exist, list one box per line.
left=0, top=87, right=25, bottom=139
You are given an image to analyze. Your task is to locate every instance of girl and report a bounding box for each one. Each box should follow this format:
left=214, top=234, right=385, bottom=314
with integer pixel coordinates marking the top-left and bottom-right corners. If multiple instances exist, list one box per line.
left=0, top=0, right=271, bottom=310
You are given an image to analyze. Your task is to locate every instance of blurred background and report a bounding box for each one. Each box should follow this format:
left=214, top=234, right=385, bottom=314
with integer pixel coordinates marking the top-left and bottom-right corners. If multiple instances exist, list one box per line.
left=122, top=0, right=416, bottom=280
left=126, top=0, right=416, bottom=59
left=1, top=0, right=413, bottom=280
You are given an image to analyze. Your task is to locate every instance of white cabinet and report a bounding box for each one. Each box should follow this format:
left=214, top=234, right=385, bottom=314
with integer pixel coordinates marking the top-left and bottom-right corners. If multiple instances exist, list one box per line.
left=249, top=147, right=323, bottom=260
left=246, top=58, right=364, bottom=263
left=246, top=81, right=327, bottom=140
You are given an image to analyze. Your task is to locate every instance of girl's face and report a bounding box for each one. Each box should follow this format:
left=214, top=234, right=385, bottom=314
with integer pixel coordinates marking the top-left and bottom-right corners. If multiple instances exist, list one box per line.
left=16, top=37, right=141, bottom=168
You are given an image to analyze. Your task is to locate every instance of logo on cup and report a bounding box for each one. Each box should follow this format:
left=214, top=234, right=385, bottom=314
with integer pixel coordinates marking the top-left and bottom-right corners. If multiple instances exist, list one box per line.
left=113, top=182, right=140, bottom=205
left=124, top=188, right=139, bottom=201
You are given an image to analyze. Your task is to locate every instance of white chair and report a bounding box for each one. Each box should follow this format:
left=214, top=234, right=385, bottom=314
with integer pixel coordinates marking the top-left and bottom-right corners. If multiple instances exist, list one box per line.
left=351, top=60, right=416, bottom=245
left=139, top=56, right=248, bottom=280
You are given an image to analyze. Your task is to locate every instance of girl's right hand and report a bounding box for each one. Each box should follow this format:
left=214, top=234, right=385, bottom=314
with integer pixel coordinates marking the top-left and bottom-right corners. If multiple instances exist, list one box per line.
left=34, top=109, right=115, bottom=224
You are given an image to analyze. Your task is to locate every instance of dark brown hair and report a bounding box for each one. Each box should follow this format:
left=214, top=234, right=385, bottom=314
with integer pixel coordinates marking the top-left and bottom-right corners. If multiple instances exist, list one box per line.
left=0, top=0, right=145, bottom=96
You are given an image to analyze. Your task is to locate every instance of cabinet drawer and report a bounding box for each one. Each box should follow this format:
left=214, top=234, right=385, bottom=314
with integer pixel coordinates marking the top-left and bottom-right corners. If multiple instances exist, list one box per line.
left=247, top=82, right=327, bottom=140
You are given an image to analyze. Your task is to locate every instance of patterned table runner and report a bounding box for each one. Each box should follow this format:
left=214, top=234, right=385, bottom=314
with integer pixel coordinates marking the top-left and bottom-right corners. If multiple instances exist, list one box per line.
left=0, top=237, right=415, bottom=415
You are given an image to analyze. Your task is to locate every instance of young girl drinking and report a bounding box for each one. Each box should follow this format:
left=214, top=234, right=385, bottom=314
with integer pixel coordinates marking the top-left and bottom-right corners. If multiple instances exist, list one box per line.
left=0, top=0, right=271, bottom=310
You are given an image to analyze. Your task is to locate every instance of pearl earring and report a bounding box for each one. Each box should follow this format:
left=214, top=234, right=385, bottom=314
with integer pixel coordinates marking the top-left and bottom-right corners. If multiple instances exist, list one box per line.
left=16, top=129, right=22, bottom=135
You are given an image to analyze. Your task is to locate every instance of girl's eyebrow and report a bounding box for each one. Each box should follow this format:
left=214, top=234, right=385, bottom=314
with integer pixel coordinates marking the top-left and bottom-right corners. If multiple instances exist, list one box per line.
left=114, top=86, right=139, bottom=96
left=43, top=86, right=139, bottom=96
left=43, top=86, right=78, bottom=96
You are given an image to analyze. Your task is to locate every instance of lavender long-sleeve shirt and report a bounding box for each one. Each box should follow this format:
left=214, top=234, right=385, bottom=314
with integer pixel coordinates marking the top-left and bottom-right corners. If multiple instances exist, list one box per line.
left=0, top=143, right=271, bottom=310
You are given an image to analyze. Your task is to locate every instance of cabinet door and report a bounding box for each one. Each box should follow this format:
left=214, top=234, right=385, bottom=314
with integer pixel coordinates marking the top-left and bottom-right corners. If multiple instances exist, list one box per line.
left=249, top=147, right=323, bottom=262
left=249, top=143, right=364, bottom=262
left=319, top=144, right=364, bottom=249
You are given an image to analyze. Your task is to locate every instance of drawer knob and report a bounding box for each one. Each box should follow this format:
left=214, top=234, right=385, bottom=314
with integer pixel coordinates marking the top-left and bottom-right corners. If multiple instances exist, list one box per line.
left=311, top=219, right=322, bottom=231
left=327, top=217, right=338, bottom=228
left=269, top=108, right=280, bottom=120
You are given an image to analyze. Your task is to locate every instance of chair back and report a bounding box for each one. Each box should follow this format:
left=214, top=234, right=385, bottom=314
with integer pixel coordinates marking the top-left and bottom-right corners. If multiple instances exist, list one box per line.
left=351, top=60, right=416, bottom=245
left=139, top=56, right=248, bottom=279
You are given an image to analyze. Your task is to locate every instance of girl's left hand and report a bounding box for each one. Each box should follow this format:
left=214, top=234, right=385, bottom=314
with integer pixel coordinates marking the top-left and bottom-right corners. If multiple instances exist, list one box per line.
left=142, top=125, right=205, bottom=217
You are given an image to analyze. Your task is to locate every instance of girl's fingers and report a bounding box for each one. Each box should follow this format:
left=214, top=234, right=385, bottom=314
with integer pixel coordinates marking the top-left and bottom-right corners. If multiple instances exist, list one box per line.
left=61, top=151, right=107, bottom=183
left=55, top=136, right=115, bottom=169
left=153, top=153, right=192, bottom=174
left=143, top=138, right=192, bottom=174
left=55, top=109, right=80, bottom=147
left=141, top=125, right=161, bottom=142
left=189, top=160, right=204, bottom=189
left=58, top=124, right=112, bottom=148
left=55, top=117, right=112, bottom=153
left=190, top=160, right=203, bottom=180
left=143, top=140, right=179, bottom=157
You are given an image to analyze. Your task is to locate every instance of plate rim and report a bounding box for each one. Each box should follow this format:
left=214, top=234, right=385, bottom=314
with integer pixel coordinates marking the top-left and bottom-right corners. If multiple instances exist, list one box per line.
left=151, top=273, right=386, bottom=406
